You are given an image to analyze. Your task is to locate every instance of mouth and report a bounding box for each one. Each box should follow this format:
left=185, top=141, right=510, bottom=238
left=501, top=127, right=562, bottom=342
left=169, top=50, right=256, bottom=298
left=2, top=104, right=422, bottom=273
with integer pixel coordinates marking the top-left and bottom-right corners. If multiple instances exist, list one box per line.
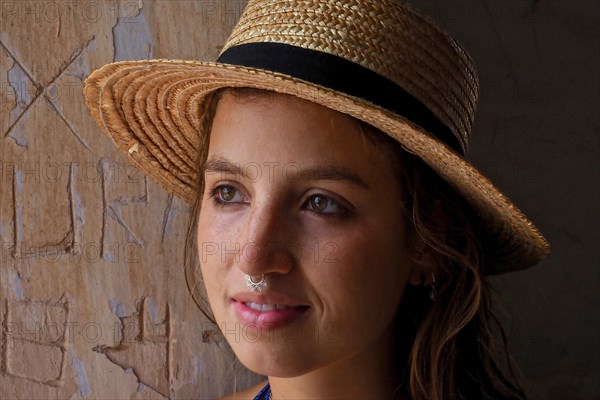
left=231, top=299, right=310, bottom=329
left=243, top=302, right=302, bottom=311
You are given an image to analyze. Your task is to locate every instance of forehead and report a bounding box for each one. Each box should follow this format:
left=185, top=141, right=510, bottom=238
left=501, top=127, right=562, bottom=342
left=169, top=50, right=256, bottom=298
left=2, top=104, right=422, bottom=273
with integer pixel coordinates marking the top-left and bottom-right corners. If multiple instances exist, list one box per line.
left=211, top=88, right=386, bottom=153
left=207, top=90, right=400, bottom=182
left=212, top=90, right=360, bottom=141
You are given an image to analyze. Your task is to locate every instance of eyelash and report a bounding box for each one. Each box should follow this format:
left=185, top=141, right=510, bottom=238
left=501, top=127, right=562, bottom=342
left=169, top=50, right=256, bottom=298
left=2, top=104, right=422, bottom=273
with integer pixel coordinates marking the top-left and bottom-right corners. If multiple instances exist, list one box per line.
left=207, top=184, right=350, bottom=219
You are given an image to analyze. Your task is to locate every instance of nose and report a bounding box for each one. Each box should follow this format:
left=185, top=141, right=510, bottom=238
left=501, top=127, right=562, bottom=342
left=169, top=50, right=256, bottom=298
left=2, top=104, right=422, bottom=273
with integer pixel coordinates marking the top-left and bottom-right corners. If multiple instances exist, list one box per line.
left=237, top=200, right=295, bottom=278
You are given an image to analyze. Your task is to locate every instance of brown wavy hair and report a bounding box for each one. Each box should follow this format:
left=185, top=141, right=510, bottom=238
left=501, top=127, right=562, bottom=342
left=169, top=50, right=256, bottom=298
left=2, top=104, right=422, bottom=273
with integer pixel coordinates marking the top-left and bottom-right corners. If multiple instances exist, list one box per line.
left=184, top=87, right=530, bottom=400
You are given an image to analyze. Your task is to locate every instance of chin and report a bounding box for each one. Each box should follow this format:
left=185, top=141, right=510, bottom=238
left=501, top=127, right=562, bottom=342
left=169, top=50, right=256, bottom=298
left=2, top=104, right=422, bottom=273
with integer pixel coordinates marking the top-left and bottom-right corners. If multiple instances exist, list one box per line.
left=240, top=356, right=317, bottom=378
left=230, top=338, right=325, bottom=378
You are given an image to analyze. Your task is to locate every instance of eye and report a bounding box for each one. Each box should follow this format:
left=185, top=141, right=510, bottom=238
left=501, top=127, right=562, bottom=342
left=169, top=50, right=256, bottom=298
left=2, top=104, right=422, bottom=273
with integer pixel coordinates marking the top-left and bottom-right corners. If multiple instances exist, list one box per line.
left=305, top=194, right=349, bottom=217
left=209, top=185, right=249, bottom=206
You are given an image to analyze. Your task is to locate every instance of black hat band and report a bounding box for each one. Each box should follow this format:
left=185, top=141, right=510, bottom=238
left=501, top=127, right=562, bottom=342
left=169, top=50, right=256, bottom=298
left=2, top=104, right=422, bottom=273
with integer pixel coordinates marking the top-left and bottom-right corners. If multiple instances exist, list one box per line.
left=217, top=42, right=463, bottom=155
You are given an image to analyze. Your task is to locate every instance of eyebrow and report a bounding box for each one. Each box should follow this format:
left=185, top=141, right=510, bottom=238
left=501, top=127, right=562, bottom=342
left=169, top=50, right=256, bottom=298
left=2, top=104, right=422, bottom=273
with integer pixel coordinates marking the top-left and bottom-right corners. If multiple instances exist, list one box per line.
left=204, top=156, right=370, bottom=189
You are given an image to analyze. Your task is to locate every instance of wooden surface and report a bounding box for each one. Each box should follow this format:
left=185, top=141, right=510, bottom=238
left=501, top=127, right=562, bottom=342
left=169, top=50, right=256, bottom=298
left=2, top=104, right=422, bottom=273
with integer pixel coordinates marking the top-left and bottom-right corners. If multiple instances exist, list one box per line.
left=1, top=1, right=261, bottom=399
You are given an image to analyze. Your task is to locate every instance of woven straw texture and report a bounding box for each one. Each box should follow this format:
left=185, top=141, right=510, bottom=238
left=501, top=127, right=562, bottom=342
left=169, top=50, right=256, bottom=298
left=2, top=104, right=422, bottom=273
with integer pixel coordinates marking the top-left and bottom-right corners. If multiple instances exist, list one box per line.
left=83, top=0, right=549, bottom=274
left=222, top=0, right=479, bottom=153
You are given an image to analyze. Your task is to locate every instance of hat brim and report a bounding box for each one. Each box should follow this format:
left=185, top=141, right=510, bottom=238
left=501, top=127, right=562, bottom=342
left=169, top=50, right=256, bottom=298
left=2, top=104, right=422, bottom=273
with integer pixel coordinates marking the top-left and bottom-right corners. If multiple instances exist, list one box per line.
left=83, top=59, right=550, bottom=275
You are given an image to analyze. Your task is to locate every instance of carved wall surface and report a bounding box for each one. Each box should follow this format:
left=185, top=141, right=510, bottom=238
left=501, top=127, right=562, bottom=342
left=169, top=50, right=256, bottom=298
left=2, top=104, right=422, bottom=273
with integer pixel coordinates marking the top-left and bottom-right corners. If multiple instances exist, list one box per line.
left=1, top=1, right=598, bottom=399
left=1, top=1, right=261, bottom=399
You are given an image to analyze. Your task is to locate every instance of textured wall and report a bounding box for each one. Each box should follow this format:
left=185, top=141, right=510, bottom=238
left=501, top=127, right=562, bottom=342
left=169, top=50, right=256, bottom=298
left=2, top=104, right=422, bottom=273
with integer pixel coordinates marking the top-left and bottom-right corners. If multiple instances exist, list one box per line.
left=0, top=1, right=261, bottom=399
left=0, top=1, right=598, bottom=399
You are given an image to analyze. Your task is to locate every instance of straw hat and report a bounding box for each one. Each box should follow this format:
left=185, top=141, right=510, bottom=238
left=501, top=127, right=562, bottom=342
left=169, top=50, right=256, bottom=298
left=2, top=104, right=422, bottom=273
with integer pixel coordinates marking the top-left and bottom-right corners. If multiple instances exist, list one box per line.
left=83, top=0, right=549, bottom=274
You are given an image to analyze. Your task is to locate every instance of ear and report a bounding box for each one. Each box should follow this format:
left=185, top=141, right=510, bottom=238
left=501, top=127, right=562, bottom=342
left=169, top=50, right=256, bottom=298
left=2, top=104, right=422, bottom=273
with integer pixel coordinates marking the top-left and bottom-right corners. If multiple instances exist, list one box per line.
left=407, top=235, right=438, bottom=286
left=408, top=260, right=437, bottom=286
left=406, top=197, right=447, bottom=286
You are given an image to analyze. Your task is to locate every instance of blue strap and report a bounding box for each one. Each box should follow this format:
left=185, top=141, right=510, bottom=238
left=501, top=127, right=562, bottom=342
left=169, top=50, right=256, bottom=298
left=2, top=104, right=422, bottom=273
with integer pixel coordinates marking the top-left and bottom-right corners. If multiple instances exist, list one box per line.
left=252, top=383, right=271, bottom=400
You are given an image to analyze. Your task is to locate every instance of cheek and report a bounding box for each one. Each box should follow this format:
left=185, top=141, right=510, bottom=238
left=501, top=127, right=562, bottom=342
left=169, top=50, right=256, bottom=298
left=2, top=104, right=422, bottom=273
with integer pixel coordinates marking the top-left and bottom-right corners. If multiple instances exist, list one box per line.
left=310, top=231, right=410, bottom=326
left=197, top=202, right=243, bottom=255
left=197, top=209, right=230, bottom=298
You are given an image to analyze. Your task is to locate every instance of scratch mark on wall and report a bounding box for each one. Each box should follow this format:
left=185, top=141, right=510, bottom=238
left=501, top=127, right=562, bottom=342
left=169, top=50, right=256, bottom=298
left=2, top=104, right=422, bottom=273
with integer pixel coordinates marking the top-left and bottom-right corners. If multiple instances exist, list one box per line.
left=53, top=35, right=95, bottom=84
left=160, top=194, right=174, bottom=244
left=9, top=163, right=78, bottom=260
left=99, top=159, right=147, bottom=261
left=106, top=206, right=144, bottom=247
left=93, top=298, right=171, bottom=397
left=112, top=5, right=154, bottom=62
left=72, top=356, right=91, bottom=397
left=64, top=37, right=96, bottom=82
left=56, top=6, right=61, bottom=38
left=0, top=40, right=41, bottom=142
left=43, top=38, right=97, bottom=152
left=47, top=101, right=91, bottom=151
left=99, top=159, right=109, bottom=261
left=5, top=300, right=70, bottom=384
left=2, top=36, right=95, bottom=151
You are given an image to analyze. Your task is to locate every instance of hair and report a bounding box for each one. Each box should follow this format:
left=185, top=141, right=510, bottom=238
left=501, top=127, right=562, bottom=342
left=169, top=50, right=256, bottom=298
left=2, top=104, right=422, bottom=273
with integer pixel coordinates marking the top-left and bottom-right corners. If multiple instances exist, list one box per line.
left=184, top=87, right=530, bottom=400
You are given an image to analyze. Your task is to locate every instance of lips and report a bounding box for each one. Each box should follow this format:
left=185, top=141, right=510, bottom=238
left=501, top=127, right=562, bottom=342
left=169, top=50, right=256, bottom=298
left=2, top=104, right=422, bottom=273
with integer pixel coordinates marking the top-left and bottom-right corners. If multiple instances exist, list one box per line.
left=231, top=296, right=310, bottom=329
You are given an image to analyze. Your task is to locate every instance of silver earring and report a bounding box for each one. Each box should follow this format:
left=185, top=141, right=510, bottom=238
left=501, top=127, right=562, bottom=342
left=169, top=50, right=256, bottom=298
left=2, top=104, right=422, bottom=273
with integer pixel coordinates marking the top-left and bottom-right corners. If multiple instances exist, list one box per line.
left=245, top=274, right=268, bottom=292
left=429, top=272, right=437, bottom=301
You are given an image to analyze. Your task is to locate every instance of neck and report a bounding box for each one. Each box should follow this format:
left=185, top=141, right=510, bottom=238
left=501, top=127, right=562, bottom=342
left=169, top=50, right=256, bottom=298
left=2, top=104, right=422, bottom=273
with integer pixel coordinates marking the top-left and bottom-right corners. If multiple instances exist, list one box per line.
left=267, top=327, right=406, bottom=399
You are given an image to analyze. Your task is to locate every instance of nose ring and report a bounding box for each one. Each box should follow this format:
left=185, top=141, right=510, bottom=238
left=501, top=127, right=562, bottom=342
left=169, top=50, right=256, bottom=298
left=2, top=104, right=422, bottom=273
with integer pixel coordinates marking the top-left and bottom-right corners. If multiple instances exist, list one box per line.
left=245, top=274, right=268, bottom=292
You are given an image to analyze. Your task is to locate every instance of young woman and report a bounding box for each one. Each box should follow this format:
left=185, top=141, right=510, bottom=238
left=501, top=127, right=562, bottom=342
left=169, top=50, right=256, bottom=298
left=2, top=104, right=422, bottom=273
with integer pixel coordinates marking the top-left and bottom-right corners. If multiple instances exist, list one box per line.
left=83, top=1, right=550, bottom=399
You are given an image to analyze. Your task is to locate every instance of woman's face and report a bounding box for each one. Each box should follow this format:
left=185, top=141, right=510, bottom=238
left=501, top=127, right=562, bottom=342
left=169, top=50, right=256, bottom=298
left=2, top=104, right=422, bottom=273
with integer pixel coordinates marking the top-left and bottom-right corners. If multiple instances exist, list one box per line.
left=197, top=90, right=419, bottom=377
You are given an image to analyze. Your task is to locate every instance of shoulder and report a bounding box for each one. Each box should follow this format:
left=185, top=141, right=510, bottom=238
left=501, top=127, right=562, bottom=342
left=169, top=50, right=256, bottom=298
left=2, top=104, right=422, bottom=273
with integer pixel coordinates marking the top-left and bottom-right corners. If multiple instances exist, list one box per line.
left=219, top=381, right=268, bottom=400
